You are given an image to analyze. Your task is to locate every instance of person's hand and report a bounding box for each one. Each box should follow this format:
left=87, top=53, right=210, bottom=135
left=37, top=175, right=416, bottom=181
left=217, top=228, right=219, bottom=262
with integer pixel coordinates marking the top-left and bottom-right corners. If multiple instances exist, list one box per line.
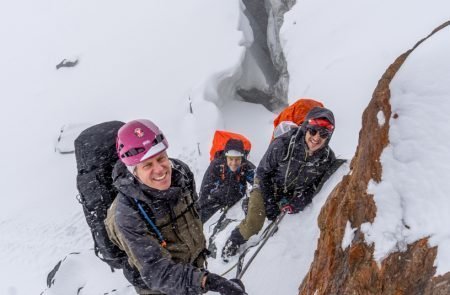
left=281, top=203, right=294, bottom=214
left=266, top=211, right=279, bottom=221
left=205, top=273, right=247, bottom=295
left=265, top=203, right=280, bottom=221
left=278, top=198, right=299, bottom=214
left=229, top=278, right=245, bottom=291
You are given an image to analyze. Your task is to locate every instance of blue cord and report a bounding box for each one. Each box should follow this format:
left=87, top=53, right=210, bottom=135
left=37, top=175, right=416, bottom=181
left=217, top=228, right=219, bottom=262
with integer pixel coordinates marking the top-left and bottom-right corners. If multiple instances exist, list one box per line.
left=134, top=198, right=166, bottom=247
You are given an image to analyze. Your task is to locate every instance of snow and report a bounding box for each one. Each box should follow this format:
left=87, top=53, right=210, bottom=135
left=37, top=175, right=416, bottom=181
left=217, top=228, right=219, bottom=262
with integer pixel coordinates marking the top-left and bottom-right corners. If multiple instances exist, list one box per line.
left=282, top=0, right=450, bottom=159
left=42, top=251, right=134, bottom=295
left=237, top=165, right=349, bottom=294
left=377, top=111, right=386, bottom=127
left=342, top=221, right=357, bottom=250
left=361, top=26, right=450, bottom=275
left=1, top=0, right=248, bottom=293
left=1, top=0, right=450, bottom=294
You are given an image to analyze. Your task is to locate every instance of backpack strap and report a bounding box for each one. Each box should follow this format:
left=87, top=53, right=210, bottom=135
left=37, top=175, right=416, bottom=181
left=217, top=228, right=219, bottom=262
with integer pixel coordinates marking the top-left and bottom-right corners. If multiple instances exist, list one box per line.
left=133, top=198, right=167, bottom=248
left=282, top=128, right=302, bottom=194
left=219, top=163, right=226, bottom=181
left=171, top=161, right=198, bottom=209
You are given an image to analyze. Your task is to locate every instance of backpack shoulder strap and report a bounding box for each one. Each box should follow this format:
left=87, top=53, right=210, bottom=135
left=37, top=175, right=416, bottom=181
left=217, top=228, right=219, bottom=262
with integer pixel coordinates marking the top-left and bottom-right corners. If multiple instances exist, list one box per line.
left=133, top=198, right=167, bottom=248
left=281, top=128, right=301, bottom=162
left=219, top=163, right=226, bottom=181
left=282, top=128, right=302, bottom=194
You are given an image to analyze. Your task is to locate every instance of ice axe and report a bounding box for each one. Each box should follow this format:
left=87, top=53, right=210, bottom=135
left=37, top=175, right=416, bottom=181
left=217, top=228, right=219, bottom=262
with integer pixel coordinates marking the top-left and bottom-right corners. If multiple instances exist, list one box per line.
left=236, top=211, right=287, bottom=280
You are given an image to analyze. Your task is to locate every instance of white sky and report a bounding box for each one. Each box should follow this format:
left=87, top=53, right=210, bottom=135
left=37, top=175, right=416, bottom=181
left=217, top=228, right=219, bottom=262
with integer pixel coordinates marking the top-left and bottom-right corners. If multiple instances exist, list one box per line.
left=0, top=0, right=449, bottom=294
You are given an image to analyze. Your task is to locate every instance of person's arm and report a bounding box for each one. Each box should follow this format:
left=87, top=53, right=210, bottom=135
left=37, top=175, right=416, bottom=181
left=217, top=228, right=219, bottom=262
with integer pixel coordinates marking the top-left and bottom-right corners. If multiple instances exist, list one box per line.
left=286, top=149, right=337, bottom=213
left=116, top=205, right=246, bottom=294
left=185, top=163, right=198, bottom=202
left=115, top=209, right=206, bottom=294
left=244, top=160, right=256, bottom=185
left=199, top=161, right=218, bottom=202
left=255, top=139, right=285, bottom=219
left=287, top=186, right=315, bottom=213
left=198, top=161, right=225, bottom=222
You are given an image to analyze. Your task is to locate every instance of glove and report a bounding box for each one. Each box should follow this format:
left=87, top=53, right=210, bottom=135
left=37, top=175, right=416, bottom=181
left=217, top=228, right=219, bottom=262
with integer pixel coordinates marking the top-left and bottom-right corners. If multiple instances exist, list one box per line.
left=278, top=198, right=299, bottom=214
left=229, top=279, right=245, bottom=291
left=206, top=273, right=247, bottom=295
left=266, top=211, right=279, bottom=221
left=281, top=204, right=294, bottom=214
left=265, top=203, right=280, bottom=221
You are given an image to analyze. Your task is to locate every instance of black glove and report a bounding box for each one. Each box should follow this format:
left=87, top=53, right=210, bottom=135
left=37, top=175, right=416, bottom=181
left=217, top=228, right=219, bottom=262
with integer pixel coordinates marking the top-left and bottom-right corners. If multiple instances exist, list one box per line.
left=205, top=273, right=247, bottom=295
left=265, top=202, right=280, bottom=221
left=229, top=279, right=246, bottom=292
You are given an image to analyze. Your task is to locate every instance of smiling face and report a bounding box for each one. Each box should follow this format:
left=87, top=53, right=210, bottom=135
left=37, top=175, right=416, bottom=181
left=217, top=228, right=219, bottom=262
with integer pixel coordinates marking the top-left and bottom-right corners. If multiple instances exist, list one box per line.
left=226, top=156, right=242, bottom=172
left=305, top=128, right=327, bottom=153
left=134, top=151, right=172, bottom=190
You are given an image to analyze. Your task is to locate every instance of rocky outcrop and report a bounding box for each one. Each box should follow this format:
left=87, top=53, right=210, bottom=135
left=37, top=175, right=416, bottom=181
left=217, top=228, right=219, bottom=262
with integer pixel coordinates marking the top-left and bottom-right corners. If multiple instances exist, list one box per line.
left=299, top=21, right=450, bottom=295
left=212, top=0, right=295, bottom=112
left=235, top=0, right=296, bottom=111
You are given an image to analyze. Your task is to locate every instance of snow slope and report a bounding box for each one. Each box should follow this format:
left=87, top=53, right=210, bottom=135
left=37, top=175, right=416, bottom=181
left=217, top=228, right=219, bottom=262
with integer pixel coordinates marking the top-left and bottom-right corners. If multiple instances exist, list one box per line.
left=1, top=0, right=450, bottom=294
left=205, top=163, right=350, bottom=295
left=0, top=0, right=259, bottom=294
left=42, top=163, right=349, bottom=295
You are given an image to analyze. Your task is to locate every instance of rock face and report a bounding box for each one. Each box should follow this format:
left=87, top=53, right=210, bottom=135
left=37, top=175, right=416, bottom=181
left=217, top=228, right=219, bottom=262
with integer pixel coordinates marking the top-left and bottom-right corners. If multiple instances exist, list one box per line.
left=236, top=0, right=295, bottom=111
left=299, top=21, right=450, bottom=295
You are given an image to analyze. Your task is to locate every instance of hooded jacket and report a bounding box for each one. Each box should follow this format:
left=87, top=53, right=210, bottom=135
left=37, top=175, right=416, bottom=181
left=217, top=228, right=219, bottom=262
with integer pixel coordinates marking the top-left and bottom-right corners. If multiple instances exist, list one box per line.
left=198, top=156, right=255, bottom=222
left=256, top=107, right=336, bottom=215
left=105, top=159, right=206, bottom=295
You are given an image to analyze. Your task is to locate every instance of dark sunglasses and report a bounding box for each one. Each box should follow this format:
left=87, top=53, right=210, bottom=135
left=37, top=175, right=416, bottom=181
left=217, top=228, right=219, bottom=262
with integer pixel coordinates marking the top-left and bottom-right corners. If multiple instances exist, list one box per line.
left=306, top=126, right=331, bottom=139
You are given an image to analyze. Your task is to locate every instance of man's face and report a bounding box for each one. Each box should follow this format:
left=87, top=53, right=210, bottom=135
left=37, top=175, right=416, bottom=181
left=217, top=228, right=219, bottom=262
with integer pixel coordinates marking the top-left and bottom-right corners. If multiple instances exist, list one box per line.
left=226, top=156, right=242, bottom=172
left=305, top=127, right=328, bottom=153
left=135, top=151, right=172, bottom=190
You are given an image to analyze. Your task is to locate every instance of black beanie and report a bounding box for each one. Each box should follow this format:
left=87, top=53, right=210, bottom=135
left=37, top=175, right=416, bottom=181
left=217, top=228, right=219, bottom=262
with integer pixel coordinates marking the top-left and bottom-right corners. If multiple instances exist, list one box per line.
left=224, top=139, right=245, bottom=156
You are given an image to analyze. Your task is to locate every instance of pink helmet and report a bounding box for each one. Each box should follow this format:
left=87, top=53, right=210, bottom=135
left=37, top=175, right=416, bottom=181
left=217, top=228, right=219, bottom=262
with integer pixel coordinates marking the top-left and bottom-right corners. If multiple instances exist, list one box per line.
left=116, top=119, right=169, bottom=166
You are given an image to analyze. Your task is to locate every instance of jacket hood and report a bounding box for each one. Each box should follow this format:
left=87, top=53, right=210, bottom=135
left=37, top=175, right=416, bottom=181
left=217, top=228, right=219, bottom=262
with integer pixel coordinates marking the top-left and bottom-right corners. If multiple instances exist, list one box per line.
left=303, top=106, right=335, bottom=127
left=301, top=106, right=335, bottom=146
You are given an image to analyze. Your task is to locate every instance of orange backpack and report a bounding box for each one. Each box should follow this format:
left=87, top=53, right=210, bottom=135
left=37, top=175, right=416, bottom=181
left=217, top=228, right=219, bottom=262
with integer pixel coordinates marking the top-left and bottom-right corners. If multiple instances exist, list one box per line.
left=209, top=130, right=252, bottom=161
left=274, top=98, right=324, bottom=128
left=272, top=98, right=324, bottom=138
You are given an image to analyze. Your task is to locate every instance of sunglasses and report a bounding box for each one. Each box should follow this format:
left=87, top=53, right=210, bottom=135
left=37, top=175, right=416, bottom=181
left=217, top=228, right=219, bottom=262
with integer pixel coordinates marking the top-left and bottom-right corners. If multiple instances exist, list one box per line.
left=306, top=126, right=332, bottom=139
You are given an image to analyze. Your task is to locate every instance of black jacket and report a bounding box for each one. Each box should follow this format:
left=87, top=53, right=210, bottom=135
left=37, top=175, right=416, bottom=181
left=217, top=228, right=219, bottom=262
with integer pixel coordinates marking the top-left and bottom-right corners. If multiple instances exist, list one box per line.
left=198, top=157, right=255, bottom=222
left=106, top=159, right=206, bottom=295
left=257, top=107, right=336, bottom=216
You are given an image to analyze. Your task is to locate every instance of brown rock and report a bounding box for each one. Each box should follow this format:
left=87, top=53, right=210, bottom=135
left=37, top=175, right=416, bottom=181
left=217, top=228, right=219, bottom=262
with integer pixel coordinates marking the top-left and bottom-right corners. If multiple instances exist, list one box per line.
left=299, top=21, right=450, bottom=295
